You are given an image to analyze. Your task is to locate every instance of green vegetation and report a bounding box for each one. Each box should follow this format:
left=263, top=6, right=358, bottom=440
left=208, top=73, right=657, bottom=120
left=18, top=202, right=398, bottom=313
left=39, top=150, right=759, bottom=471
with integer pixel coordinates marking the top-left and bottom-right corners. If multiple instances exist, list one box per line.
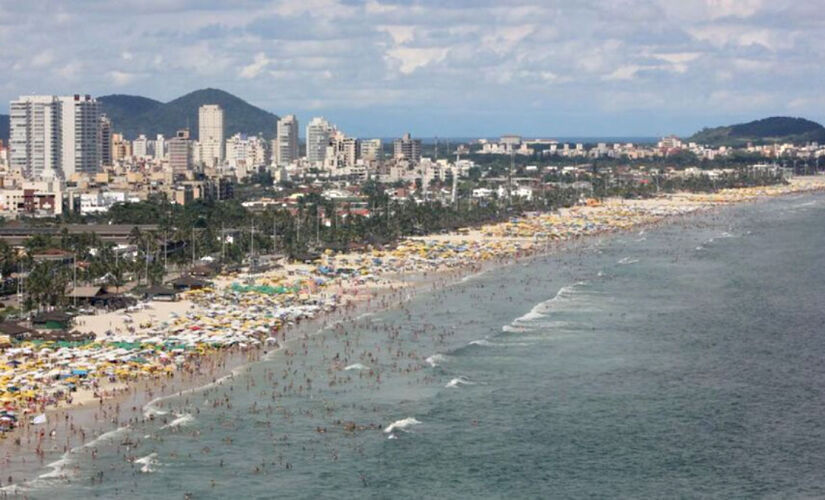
left=99, top=88, right=279, bottom=139
left=688, top=117, right=825, bottom=146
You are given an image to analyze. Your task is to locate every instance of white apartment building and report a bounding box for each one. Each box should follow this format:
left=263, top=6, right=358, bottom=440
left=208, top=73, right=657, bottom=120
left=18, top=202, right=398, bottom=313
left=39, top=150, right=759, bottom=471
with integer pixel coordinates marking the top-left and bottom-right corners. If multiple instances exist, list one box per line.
left=155, top=134, right=166, bottom=161
left=79, top=191, right=137, bottom=214
left=9, top=95, right=62, bottom=178
left=276, top=115, right=299, bottom=165
left=133, top=134, right=149, bottom=159
left=226, top=133, right=268, bottom=179
left=199, top=104, right=224, bottom=167
left=324, top=130, right=359, bottom=171
left=306, top=117, right=332, bottom=166
left=58, top=94, right=101, bottom=177
left=359, top=139, right=382, bottom=161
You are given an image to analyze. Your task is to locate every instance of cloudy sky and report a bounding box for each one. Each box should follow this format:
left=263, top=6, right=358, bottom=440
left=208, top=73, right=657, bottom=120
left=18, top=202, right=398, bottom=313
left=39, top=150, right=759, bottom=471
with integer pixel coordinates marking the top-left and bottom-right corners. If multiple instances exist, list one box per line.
left=1, top=0, right=822, bottom=137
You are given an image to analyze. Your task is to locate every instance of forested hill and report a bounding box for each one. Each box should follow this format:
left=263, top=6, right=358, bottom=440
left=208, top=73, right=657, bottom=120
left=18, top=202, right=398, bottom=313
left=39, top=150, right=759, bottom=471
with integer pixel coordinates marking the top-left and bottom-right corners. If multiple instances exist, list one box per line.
left=688, top=117, right=825, bottom=146
left=99, top=88, right=279, bottom=140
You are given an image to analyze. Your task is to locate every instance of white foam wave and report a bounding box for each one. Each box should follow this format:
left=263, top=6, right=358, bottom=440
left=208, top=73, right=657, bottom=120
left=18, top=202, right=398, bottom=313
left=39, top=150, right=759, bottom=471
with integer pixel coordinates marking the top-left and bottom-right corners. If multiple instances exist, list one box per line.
left=425, top=354, right=447, bottom=367
left=468, top=339, right=496, bottom=347
left=445, top=376, right=475, bottom=388
left=161, top=413, right=195, bottom=429
left=344, top=363, right=369, bottom=371
left=510, top=282, right=586, bottom=325
left=143, top=406, right=168, bottom=419
left=135, top=452, right=158, bottom=473
left=384, top=417, right=421, bottom=433
left=502, top=324, right=530, bottom=333
left=37, top=456, right=72, bottom=480
left=617, top=257, right=639, bottom=265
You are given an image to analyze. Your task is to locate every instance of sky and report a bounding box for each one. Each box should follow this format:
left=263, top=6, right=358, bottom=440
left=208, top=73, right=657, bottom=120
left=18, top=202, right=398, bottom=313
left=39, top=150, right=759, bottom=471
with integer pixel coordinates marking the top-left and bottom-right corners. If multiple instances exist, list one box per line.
left=0, top=0, right=823, bottom=138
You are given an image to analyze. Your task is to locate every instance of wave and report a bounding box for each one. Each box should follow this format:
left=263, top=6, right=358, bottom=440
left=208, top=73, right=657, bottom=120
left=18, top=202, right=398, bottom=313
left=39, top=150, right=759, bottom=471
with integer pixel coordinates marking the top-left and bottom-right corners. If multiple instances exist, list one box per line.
left=502, top=324, right=530, bottom=333
left=425, top=354, right=447, bottom=367
left=509, top=282, right=587, bottom=325
left=344, top=363, right=369, bottom=371
left=143, top=406, right=168, bottom=419
left=617, top=257, right=639, bottom=265
left=468, top=339, right=497, bottom=347
left=143, top=370, right=236, bottom=417
left=445, top=376, right=475, bottom=388
left=468, top=339, right=531, bottom=347
left=384, top=417, right=421, bottom=433
left=161, top=413, right=195, bottom=429
left=135, top=453, right=158, bottom=474
left=21, top=424, right=131, bottom=490
left=37, top=455, right=72, bottom=480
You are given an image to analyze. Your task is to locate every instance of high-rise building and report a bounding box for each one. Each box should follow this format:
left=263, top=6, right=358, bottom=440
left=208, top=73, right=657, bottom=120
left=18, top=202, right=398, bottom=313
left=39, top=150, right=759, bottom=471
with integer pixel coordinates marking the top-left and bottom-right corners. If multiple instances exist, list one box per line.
left=276, top=115, right=299, bottom=165
left=58, top=94, right=101, bottom=177
left=155, top=134, right=166, bottom=161
left=9, top=95, right=62, bottom=178
left=169, top=129, right=192, bottom=176
left=324, top=130, right=359, bottom=170
left=100, top=115, right=112, bottom=167
left=306, top=117, right=332, bottom=166
left=393, top=132, right=421, bottom=164
left=360, top=139, right=383, bottom=161
left=10, top=94, right=101, bottom=179
left=133, top=134, right=148, bottom=159
left=198, top=104, right=224, bottom=167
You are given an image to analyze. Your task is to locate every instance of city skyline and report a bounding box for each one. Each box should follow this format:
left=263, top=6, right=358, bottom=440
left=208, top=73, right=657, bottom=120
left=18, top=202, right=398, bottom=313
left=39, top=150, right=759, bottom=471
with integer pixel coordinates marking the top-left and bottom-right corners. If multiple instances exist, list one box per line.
left=0, top=0, right=823, bottom=137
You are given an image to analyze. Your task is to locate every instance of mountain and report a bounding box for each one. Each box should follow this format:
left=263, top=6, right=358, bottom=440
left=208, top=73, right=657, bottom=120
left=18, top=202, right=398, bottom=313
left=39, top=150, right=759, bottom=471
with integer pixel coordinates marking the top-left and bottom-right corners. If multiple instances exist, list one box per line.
left=688, top=117, right=825, bottom=146
left=98, top=94, right=162, bottom=133
left=99, top=88, right=279, bottom=140
left=0, top=114, right=8, bottom=144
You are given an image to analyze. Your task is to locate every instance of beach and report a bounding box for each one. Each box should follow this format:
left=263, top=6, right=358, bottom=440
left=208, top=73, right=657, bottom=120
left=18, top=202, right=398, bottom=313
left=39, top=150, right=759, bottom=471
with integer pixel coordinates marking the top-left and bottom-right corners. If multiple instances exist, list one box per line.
left=2, top=176, right=825, bottom=495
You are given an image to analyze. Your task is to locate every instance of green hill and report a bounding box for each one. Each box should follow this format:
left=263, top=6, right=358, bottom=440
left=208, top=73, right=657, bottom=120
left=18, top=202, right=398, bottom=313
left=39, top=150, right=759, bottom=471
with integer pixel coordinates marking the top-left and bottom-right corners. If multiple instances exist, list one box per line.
left=0, top=114, right=8, bottom=144
left=689, top=117, right=825, bottom=146
left=99, top=88, right=279, bottom=140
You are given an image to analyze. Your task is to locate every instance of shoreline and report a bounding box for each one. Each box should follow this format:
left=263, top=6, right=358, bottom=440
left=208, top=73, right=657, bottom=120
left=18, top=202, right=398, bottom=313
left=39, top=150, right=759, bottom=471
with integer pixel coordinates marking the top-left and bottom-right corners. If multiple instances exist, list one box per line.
left=2, top=177, right=825, bottom=493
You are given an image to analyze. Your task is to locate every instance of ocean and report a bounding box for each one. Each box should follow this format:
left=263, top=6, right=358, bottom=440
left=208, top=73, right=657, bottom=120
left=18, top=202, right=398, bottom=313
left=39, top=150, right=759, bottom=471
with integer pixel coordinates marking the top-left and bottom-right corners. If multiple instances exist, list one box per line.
left=24, top=192, right=825, bottom=498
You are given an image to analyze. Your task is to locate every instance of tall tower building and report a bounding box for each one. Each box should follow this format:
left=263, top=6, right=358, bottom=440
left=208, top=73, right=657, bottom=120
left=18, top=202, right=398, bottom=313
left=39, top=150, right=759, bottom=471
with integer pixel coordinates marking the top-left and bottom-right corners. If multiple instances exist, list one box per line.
left=10, top=94, right=101, bottom=179
left=9, top=95, right=62, bottom=178
left=306, top=117, right=332, bottom=166
left=198, top=104, right=224, bottom=167
left=276, top=115, right=299, bottom=165
left=59, top=94, right=101, bottom=178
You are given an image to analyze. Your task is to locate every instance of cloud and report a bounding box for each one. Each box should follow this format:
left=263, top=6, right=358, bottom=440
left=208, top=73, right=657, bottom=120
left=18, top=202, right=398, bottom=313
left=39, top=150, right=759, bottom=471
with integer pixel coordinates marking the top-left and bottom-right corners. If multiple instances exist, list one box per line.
left=108, top=71, right=138, bottom=86
left=240, top=52, right=270, bottom=79
left=386, top=47, right=448, bottom=74
left=0, top=0, right=822, bottom=136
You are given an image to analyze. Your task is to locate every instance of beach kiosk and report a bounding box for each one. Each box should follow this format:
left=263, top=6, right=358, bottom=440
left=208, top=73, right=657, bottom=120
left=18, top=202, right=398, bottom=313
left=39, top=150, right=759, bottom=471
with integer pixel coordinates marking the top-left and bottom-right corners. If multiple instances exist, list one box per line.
left=0, top=322, right=35, bottom=341
left=31, top=311, right=73, bottom=330
left=144, top=285, right=179, bottom=301
left=170, top=276, right=210, bottom=292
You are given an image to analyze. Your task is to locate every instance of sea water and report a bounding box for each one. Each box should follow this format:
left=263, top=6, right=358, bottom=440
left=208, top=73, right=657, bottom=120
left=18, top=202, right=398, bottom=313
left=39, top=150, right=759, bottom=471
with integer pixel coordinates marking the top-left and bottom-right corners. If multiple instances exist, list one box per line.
left=25, top=192, right=825, bottom=498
